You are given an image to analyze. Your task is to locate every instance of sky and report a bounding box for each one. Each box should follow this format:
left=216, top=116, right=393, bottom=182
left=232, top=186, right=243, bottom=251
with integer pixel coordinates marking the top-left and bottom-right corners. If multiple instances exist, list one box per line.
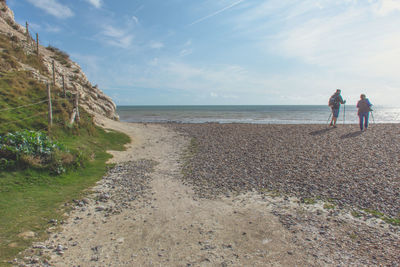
left=8, top=0, right=400, bottom=106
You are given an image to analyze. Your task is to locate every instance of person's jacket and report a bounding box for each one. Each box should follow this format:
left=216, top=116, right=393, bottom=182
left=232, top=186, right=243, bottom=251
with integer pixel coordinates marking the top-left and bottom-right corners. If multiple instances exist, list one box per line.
left=357, top=99, right=372, bottom=115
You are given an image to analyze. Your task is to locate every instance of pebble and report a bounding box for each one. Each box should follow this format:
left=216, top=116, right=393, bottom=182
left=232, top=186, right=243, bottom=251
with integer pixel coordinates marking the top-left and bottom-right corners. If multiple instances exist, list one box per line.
left=171, top=123, right=399, bottom=217
left=95, top=206, right=105, bottom=211
left=169, top=123, right=400, bottom=266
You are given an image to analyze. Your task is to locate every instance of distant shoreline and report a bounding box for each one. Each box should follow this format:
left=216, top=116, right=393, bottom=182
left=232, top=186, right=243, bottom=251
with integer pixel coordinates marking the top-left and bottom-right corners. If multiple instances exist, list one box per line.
left=116, top=105, right=399, bottom=124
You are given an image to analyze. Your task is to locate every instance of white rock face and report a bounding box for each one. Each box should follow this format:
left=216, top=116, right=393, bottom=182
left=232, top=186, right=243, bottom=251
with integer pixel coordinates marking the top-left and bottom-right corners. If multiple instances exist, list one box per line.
left=0, top=1, right=119, bottom=120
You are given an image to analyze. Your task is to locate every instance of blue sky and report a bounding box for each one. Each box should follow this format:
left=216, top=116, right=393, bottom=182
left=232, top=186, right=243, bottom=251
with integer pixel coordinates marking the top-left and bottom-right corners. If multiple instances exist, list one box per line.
left=8, top=0, right=400, bottom=106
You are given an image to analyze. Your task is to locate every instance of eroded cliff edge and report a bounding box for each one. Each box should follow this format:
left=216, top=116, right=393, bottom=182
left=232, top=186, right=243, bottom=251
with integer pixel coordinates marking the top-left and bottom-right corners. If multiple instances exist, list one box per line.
left=0, top=1, right=119, bottom=120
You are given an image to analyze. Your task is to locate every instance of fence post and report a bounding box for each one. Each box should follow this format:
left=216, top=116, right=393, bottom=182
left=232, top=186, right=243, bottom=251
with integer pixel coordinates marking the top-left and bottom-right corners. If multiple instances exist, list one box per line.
left=25, top=22, right=29, bottom=42
left=36, top=33, right=39, bottom=56
left=69, top=93, right=79, bottom=125
left=47, top=83, right=53, bottom=128
left=52, top=60, right=56, bottom=86
left=62, top=74, right=66, bottom=97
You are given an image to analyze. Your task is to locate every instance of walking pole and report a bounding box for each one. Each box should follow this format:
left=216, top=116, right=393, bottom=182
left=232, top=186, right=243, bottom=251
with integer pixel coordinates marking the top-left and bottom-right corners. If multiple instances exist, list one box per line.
left=326, top=112, right=332, bottom=128
left=343, top=103, right=346, bottom=125
left=371, top=111, right=375, bottom=124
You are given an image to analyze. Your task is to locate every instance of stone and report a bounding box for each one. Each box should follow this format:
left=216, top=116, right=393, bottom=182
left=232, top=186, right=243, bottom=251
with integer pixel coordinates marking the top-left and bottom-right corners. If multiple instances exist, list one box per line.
left=18, top=231, right=35, bottom=239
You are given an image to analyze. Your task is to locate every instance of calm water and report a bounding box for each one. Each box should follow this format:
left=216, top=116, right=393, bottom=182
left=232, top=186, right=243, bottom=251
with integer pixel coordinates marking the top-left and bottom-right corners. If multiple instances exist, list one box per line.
left=117, top=105, right=400, bottom=124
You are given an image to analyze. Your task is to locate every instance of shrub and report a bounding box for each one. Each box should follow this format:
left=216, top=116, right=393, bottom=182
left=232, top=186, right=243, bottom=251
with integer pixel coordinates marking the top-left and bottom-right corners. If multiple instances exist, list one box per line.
left=46, top=45, right=69, bottom=60
left=0, top=130, right=73, bottom=173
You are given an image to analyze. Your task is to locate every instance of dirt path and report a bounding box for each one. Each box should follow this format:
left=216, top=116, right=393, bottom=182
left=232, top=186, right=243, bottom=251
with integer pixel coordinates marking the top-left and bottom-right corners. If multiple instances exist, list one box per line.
left=25, top=117, right=312, bottom=266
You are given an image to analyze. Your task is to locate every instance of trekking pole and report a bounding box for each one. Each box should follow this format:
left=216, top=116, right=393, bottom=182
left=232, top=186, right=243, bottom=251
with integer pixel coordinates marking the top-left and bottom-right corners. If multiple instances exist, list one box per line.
left=371, top=111, right=375, bottom=124
left=326, top=112, right=332, bottom=128
left=343, top=103, right=346, bottom=125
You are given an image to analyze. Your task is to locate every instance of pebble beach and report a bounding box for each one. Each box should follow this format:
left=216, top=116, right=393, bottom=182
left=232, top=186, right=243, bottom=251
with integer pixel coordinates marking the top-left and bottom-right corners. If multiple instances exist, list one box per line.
left=171, top=123, right=400, bottom=218
left=15, top=121, right=400, bottom=266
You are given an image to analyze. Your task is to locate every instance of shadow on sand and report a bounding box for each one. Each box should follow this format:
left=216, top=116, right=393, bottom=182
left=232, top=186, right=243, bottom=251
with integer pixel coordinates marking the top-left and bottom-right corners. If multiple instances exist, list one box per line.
left=340, top=131, right=363, bottom=139
left=309, top=127, right=333, bottom=136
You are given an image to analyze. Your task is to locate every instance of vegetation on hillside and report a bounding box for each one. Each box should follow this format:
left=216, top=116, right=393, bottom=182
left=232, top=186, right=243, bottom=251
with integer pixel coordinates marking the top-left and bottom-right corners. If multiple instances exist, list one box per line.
left=0, top=25, right=129, bottom=265
left=46, top=45, right=71, bottom=67
left=0, top=34, right=47, bottom=74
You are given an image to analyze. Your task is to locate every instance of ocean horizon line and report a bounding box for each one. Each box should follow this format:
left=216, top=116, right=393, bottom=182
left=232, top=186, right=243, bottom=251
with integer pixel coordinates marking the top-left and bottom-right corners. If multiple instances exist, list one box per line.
left=116, top=105, right=399, bottom=124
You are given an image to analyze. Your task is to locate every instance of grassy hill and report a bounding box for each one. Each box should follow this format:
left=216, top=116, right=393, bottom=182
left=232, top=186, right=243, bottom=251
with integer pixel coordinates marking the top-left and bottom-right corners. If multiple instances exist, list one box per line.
left=0, top=29, right=129, bottom=265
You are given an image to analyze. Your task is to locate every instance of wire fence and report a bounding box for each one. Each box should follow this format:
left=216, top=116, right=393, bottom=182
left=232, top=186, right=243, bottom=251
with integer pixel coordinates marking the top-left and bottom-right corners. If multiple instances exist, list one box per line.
left=1, top=112, right=47, bottom=126
left=0, top=99, right=48, bottom=112
left=1, top=21, right=81, bottom=134
left=0, top=85, right=80, bottom=134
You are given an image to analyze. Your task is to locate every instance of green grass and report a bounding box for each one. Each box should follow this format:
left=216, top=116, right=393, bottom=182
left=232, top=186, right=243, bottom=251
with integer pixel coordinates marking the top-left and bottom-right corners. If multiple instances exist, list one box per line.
left=0, top=31, right=131, bottom=265
left=0, top=127, right=130, bottom=265
left=362, top=209, right=400, bottom=226
left=323, top=203, right=336, bottom=210
left=0, top=33, right=47, bottom=74
left=301, top=197, right=317, bottom=205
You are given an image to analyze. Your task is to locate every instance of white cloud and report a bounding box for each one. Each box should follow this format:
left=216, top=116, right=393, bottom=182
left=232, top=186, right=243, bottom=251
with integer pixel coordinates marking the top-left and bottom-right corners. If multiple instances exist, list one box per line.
left=26, top=0, right=73, bottom=19
left=100, top=25, right=134, bottom=49
left=86, top=0, right=102, bottom=8
left=374, top=0, right=400, bottom=16
left=230, top=1, right=400, bottom=82
left=132, top=16, right=139, bottom=24
left=179, top=49, right=192, bottom=57
left=99, top=0, right=400, bottom=105
left=149, top=41, right=164, bottom=49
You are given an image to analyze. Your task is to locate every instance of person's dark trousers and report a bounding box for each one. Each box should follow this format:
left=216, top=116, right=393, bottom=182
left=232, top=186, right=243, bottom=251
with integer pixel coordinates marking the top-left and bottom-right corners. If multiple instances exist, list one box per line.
left=359, top=112, right=369, bottom=130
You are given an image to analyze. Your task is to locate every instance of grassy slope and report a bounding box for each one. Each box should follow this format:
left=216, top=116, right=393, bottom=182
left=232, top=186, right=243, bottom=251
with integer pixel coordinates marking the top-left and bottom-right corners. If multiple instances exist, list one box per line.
left=0, top=128, right=129, bottom=265
left=0, top=33, right=130, bottom=265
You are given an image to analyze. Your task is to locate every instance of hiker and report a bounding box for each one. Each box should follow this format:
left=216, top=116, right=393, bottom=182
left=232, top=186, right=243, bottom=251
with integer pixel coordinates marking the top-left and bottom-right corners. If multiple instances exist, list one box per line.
left=328, top=89, right=346, bottom=127
left=357, top=94, right=372, bottom=131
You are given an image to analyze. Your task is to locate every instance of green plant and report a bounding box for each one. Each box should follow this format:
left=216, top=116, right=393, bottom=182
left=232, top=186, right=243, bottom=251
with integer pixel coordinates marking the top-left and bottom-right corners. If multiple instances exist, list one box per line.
left=323, top=203, right=336, bottom=210
left=46, top=45, right=69, bottom=59
left=0, top=130, right=69, bottom=173
left=362, top=209, right=400, bottom=226
left=351, top=210, right=362, bottom=218
left=301, top=198, right=316, bottom=205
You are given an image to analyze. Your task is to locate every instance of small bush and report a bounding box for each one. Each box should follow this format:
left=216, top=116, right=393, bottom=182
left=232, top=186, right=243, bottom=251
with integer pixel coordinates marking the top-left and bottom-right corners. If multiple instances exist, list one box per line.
left=47, top=45, right=70, bottom=60
left=0, top=130, right=74, bottom=174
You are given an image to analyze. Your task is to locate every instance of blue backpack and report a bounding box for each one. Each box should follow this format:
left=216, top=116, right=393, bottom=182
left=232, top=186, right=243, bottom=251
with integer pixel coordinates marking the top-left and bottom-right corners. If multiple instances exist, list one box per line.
left=328, top=94, right=339, bottom=107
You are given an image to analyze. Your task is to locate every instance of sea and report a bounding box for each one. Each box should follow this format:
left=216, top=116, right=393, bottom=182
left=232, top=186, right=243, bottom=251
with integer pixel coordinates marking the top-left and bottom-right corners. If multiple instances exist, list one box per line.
left=117, top=105, right=400, bottom=124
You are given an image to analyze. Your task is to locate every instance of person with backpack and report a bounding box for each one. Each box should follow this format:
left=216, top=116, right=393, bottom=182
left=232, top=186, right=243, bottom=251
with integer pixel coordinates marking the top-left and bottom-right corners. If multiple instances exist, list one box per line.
left=357, top=94, right=372, bottom=131
left=328, top=89, right=346, bottom=127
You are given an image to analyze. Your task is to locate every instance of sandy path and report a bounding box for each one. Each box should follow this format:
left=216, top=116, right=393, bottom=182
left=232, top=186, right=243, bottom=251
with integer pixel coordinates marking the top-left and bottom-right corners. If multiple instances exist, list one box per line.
left=34, top=117, right=313, bottom=266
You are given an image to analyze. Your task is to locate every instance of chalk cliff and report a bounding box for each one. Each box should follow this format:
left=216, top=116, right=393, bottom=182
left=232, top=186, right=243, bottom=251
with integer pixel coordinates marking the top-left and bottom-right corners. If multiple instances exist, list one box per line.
left=0, top=0, right=119, bottom=120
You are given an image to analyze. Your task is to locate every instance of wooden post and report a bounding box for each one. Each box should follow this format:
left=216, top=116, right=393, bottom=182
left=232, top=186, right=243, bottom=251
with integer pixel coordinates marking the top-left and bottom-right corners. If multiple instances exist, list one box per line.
left=47, top=84, right=53, bottom=128
left=62, top=74, right=65, bottom=97
left=69, top=108, right=77, bottom=125
left=36, top=33, right=39, bottom=56
left=52, top=60, right=56, bottom=86
left=69, top=93, right=80, bottom=125
left=25, top=22, right=29, bottom=41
